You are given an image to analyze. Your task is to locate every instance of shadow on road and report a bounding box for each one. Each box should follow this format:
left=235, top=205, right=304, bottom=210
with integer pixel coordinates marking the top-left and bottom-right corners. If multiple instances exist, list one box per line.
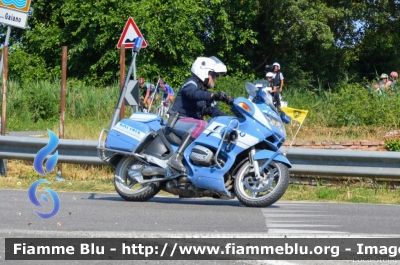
left=85, top=193, right=125, bottom=201
left=85, top=193, right=249, bottom=207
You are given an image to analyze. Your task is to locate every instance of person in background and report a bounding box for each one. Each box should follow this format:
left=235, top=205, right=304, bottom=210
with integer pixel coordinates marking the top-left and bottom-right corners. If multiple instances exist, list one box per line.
left=387, top=71, right=398, bottom=92
left=373, top=73, right=390, bottom=94
left=265, top=72, right=277, bottom=107
left=379, top=73, right=389, bottom=88
left=271, top=62, right=284, bottom=110
left=155, top=78, right=175, bottom=105
left=138, top=77, right=156, bottom=112
left=167, top=56, right=232, bottom=174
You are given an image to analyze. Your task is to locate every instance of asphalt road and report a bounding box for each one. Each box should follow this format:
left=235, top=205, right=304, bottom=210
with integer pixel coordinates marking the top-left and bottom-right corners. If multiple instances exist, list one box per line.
left=1, top=189, right=400, bottom=265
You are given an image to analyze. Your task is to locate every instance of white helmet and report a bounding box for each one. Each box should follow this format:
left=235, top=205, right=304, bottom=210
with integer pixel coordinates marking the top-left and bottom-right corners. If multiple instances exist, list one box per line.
left=272, top=62, right=280, bottom=70
left=191, top=56, right=227, bottom=86
left=266, top=72, right=274, bottom=78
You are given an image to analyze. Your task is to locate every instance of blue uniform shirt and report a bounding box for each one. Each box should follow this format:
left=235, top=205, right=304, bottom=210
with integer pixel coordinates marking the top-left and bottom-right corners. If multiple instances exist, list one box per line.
left=171, top=77, right=226, bottom=119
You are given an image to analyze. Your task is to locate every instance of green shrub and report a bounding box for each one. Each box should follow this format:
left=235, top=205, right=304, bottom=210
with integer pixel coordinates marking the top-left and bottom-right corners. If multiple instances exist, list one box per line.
left=2, top=76, right=400, bottom=131
left=66, top=79, right=119, bottom=120
left=27, top=81, right=60, bottom=122
left=7, top=44, right=55, bottom=82
left=283, top=83, right=400, bottom=128
left=384, top=139, right=400, bottom=151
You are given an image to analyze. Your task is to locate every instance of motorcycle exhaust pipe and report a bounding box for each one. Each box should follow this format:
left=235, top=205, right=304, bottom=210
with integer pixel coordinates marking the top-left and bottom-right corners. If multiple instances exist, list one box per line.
left=141, top=166, right=167, bottom=176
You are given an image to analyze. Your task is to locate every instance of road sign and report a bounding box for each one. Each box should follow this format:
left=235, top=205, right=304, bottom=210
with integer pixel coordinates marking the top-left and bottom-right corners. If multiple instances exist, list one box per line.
left=0, top=0, right=32, bottom=28
left=0, top=8, right=28, bottom=28
left=117, top=17, right=148, bottom=49
left=0, top=0, right=31, bottom=12
left=125, top=80, right=139, bottom=106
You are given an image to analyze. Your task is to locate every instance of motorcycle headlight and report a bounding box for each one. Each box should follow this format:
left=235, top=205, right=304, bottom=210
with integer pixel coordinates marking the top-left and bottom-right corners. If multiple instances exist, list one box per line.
left=263, top=112, right=286, bottom=138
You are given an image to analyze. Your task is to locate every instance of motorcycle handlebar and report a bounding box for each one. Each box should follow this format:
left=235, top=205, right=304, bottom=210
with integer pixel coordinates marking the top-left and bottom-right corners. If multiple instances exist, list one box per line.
left=225, top=97, right=235, bottom=105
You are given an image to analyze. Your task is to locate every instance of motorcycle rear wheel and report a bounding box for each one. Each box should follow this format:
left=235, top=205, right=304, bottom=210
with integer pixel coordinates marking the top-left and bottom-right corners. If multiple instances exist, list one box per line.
left=234, top=160, right=289, bottom=207
left=114, top=156, right=161, bottom=201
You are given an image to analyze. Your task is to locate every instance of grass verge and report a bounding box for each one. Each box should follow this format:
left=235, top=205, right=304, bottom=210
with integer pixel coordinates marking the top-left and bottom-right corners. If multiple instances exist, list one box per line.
left=7, top=117, right=392, bottom=142
left=2, top=161, right=400, bottom=204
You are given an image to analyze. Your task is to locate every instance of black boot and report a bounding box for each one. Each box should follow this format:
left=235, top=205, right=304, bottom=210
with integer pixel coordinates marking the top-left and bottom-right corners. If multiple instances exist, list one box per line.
left=167, top=133, right=195, bottom=174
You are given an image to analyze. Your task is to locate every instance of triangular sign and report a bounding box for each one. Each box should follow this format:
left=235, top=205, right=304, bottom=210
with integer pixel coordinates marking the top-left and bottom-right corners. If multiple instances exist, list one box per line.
left=117, top=17, right=148, bottom=49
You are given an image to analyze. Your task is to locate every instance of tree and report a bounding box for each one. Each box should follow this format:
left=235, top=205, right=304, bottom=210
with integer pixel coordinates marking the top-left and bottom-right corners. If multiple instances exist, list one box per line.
left=3, top=0, right=400, bottom=90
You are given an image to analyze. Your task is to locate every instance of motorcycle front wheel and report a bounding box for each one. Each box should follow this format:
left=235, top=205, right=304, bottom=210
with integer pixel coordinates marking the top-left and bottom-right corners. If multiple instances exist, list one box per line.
left=234, top=160, right=289, bottom=207
left=114, top=156, right=161, bottom=201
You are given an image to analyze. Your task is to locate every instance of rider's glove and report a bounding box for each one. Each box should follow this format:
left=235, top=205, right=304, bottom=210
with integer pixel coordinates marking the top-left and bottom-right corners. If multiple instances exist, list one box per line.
left=212, top=91, right=229, bottom=102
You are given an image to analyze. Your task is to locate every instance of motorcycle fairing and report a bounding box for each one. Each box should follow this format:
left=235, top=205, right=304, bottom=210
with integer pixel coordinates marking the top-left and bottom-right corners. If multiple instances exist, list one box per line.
left=179, top=95, right=288, bottom=194
left=202, top=120, right=260, bottom=151
left=233, top=97, right=272, bottom=131
left=254, top=102, right=286, bottom=141
left=183, top=114, right=271, bottom=194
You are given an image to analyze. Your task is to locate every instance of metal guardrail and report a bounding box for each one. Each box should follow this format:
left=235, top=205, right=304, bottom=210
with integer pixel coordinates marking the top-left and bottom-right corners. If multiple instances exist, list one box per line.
left=281, top=147, right=400, bottom=178
left=0, top=135, right=399, bottom=178
left=0, top=136, right=104, bottom=166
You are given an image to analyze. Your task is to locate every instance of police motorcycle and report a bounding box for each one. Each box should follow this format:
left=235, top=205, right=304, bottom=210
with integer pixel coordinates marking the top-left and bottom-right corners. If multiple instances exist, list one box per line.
left=97, top=82, right=291, bottom=207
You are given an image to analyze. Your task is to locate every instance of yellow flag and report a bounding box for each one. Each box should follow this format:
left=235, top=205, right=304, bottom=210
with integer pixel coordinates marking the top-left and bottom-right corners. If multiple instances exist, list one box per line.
left=280, top=106, right=309, bottom=124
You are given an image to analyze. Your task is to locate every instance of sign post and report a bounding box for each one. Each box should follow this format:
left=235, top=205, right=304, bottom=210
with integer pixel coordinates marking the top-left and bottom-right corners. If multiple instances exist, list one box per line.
left=109, top=37, right=145, bottom=130
left=109, top=18, right=147, bottom=130
left=0, top=46, right=8, bottom=177
left=0, top=0, right=32, bottom=176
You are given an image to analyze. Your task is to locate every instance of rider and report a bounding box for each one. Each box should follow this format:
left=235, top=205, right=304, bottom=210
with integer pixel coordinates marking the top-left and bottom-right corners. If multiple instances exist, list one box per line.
left=167, top=56, right=231, bottom=174
left=379, top=73, right=389, bottom=88
left=139, top=77, right=156, bottom=112
left=373, top=73, right=389, bottom=94
left=155, top=78, right=175, bottom=105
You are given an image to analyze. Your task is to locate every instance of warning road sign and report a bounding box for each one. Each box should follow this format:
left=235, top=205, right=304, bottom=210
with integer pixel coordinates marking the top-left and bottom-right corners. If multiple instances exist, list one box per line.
left=117, top=17, right=148, bottom=49
left=124, top=80, right=139, bottom=106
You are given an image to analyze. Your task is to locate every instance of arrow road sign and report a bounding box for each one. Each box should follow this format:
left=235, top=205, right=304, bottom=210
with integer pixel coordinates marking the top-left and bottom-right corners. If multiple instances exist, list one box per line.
left=124, top=80, right=139, bottom=106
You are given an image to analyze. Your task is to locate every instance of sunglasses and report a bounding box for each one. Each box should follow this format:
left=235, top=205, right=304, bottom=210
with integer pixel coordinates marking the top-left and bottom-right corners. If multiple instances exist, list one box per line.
left=210, top=72, right=217, bottom=79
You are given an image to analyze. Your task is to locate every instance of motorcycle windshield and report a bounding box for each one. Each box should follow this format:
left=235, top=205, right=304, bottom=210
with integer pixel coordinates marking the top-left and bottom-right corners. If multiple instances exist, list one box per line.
left=245, top=82, right=276, bottom=110
left=245, top=82, right=286, bottom=138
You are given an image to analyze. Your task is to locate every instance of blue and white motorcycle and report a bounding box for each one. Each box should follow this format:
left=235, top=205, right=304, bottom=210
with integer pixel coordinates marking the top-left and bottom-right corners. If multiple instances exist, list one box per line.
left=97, top=82, right=291, bottom=207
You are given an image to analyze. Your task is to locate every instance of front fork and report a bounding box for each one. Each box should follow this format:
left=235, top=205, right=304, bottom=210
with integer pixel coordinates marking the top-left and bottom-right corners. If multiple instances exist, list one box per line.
left=248, top=147, right=291, bottom=178
left=249, top=147, right=261, bottom=178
